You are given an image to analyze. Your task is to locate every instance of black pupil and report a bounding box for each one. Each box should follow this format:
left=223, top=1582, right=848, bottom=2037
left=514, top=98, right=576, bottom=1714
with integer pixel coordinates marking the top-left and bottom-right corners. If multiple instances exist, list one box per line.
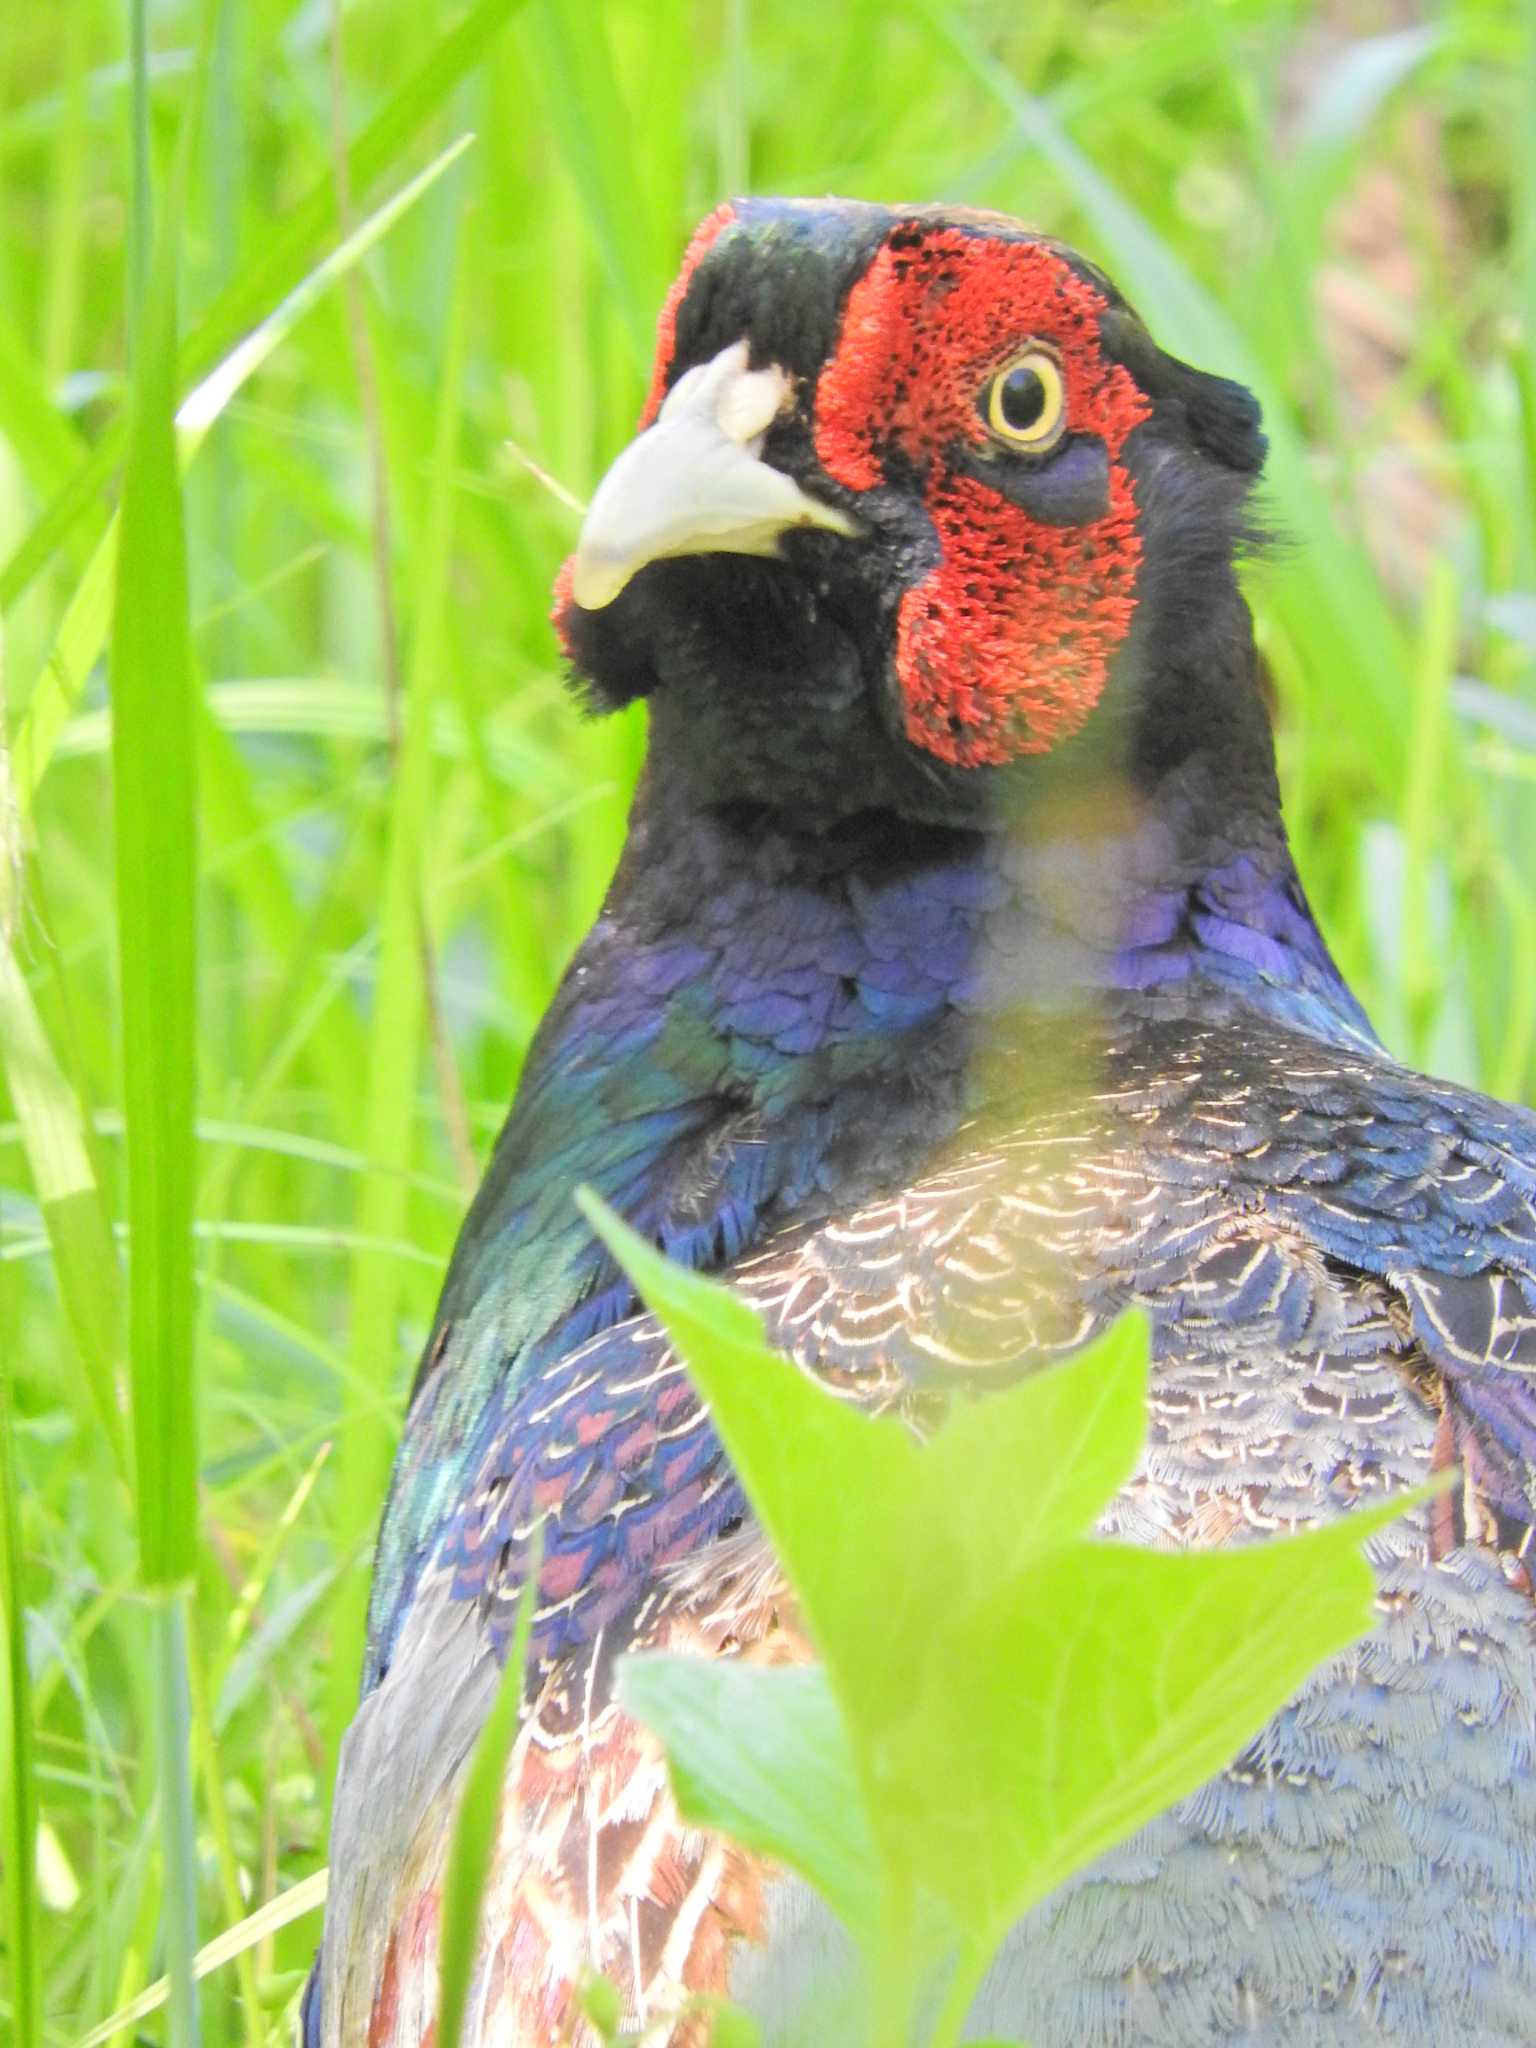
left=999, top=363, right=1047, bottom=433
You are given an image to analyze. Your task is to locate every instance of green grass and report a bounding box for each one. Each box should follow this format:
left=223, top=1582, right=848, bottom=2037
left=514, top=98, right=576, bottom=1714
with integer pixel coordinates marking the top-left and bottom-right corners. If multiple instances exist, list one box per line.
left=0, top=0, right=1533, bottom=2041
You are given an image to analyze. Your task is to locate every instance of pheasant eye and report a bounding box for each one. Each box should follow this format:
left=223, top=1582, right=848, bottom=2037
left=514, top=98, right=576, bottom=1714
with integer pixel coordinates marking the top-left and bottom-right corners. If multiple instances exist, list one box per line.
left=984, top=349, right=1066, bottom=452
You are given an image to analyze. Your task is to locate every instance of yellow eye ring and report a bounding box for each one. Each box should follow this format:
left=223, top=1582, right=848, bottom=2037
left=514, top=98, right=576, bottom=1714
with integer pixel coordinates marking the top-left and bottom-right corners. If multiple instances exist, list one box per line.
left=984, top=349, right=1067, bottom=452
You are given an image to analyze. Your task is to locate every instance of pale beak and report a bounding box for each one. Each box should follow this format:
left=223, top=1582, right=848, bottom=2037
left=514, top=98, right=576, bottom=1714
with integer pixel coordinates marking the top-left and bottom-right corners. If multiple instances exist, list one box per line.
left=568, top=339, right=859, bottom=610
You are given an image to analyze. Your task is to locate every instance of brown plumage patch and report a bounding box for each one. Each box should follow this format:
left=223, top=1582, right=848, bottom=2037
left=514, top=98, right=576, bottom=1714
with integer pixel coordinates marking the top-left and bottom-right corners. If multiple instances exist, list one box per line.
left=355, top=1590, right=806, bottom=2046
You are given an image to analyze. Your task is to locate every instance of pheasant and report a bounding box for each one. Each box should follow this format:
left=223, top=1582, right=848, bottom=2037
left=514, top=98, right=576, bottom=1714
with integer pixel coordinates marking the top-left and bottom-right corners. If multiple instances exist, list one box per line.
left=308, top=200, right=1536, bottom=2046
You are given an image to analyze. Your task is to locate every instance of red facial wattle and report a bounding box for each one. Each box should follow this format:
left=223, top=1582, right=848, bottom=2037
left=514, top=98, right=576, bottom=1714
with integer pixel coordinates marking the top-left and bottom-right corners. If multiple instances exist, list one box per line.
left=814, top=224, right=1152, bottom=768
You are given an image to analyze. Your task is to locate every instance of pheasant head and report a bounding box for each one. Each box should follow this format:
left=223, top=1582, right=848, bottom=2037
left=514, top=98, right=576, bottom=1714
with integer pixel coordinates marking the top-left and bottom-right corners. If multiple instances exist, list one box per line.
left=556, top=198, right=1271, bottom=831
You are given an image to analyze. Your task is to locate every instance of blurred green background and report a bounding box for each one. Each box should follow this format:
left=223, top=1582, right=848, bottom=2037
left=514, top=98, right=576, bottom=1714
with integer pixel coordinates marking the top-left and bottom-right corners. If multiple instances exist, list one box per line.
left=1, top=0, right=1533, bottom=2039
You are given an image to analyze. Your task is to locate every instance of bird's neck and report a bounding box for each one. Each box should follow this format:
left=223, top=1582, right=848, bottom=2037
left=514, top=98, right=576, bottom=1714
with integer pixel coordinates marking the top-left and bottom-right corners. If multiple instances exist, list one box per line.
left=598, top=764, right=1372, bottom=1045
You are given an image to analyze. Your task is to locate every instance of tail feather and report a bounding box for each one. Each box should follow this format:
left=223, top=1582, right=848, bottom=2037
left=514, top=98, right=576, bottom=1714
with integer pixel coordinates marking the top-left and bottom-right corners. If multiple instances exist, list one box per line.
left=317, top=1564, right=797, bottom=2047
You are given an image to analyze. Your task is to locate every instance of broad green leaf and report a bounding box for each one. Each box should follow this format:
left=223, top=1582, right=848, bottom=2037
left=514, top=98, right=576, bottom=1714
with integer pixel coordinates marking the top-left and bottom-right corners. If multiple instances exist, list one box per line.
left=577, top=1973, right=623, bottom=2039
left=619, top=1657, right=884, bottom=1949
left=576, top=1189, right=934, bottom=1710
left=586, top=1196, right=1445, bottom=2043
left=877, top=1488, right=1433, bottom=1941
left=918, top=1314, right=1146, bottom=1576
left=701, top=2002, right=764, bottom=2047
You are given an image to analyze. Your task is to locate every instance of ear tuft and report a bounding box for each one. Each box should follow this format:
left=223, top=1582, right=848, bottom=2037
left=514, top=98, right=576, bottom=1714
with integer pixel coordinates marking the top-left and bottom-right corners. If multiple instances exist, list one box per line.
left=1100, top=308, right=1267, bottom=477
left=1178, top=367, right=1266, bottom=475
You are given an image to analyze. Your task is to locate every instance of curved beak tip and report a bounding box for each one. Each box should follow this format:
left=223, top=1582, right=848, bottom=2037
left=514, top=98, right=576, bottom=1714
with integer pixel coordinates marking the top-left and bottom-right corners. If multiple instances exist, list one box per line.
left=568, top=551, right=634, bottom=612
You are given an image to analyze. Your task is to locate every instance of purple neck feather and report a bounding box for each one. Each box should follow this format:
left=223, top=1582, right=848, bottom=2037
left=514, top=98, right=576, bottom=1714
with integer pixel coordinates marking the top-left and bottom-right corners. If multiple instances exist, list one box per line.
left=604, top=776, right=1377, bottom=1071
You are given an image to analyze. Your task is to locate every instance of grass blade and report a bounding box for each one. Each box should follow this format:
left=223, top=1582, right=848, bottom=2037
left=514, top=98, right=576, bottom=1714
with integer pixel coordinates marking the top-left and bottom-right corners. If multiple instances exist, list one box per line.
left=0, top=305, right=86, bottom=501
left=70, top=1870, right=330, bottom=2048
left=112, top=40, right=201, bottom=2038
left=0, top=1368, right=41, bottom=2048
left=11, top=131, right=477, bottom=836
left=113, top=175, right=198, bottom=1596
left=0, top=937, right=128, bottom=1475
left=524, top=0, right=657, bottom=359
left=148, top=1595, right=199, bottom=2048
left=129, top=0, right=151, bottom=333
left=437, top=1542, right=540, bottom=2048
left=0, top=0, right=522, bottom=611
left=328, top=210, right=473, bottom=1760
